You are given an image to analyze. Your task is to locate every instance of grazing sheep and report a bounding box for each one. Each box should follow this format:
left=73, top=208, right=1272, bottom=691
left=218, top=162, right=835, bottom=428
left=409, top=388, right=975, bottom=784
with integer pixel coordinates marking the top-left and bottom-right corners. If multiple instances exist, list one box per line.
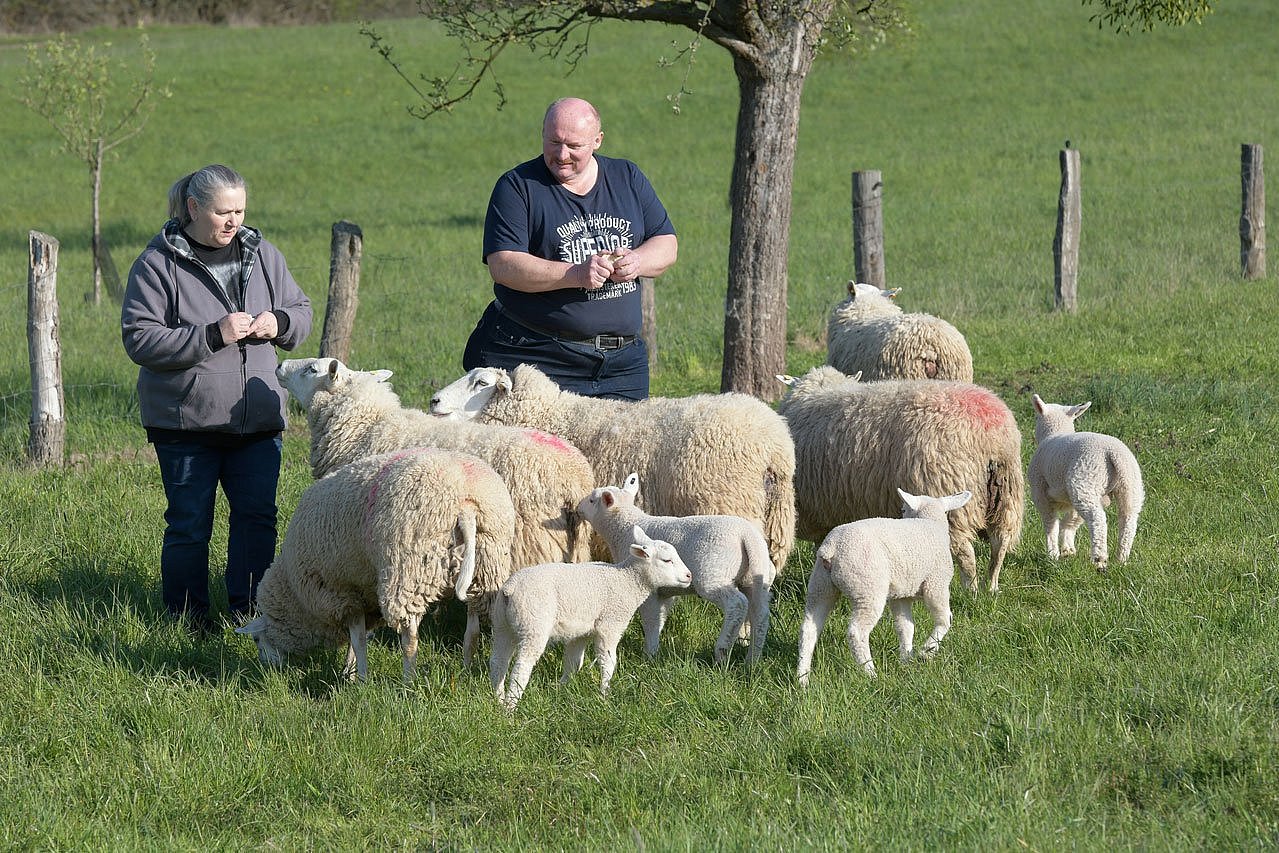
left=428, top=364, right=796, bottom=574
left=796, top=489, right=971, bottom=684
left=776, top=366, right=1023, bottom=592
left=827, top=282, right=973, bottom=382
left=276, top=357, right=593, bottom=570
left=489, top=525, right=693, bottom=710
left=237, top=447, right=516, bottom=680
left=577, top=473, right=775, bottom=663
left=1028, top=394, right=1145, bottom=570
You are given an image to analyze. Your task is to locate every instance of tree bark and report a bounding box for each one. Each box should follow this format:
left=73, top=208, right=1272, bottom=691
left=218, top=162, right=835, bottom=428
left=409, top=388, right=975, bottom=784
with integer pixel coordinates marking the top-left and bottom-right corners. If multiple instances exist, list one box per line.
left=720, top=55, right=811, bottom=400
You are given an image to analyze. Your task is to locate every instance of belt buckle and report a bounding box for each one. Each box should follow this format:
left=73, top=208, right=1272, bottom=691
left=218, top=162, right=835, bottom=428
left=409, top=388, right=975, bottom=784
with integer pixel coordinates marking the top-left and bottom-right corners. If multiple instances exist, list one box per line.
left=595, top=334, right=617, bottom=350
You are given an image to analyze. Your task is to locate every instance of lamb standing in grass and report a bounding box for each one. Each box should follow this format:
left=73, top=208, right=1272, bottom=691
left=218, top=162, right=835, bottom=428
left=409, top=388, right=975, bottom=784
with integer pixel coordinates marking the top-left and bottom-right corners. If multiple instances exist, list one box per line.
left=827, top=282, right=973, bottom=382
left=276, top=357, right=593, bottom=569
left=776, top=366, right=1023, bottom=591
left=489, top=525, right=693, bottom=711
left=797, top=489, right=971, bottom=685
left=428, top=363, right=796, bottom=574
left=237, top=447, right=516, bottom=680
left=577, top=473, right=775, bottom=663
left=1028, top=394, right=1145, bottom=570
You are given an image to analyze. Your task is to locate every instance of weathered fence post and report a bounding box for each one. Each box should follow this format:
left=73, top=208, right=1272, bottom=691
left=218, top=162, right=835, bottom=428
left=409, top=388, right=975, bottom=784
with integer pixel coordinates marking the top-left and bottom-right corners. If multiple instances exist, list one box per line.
left=1240, top=143, right=1265, bottom=280
left=640, top=276, right=657, bottom=368
left=851, top=170, right=885, bottom=288
left=1053, top=146, right=1081, bottom=312
left=320, top=220, right=362, bottom=362
left=28, top=230, right=65, bottom=467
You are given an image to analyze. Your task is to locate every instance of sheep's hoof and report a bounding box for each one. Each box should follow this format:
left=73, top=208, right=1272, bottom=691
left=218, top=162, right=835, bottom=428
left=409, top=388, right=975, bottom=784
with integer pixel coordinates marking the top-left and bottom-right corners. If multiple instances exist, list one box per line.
left=1061, top=545, right=1077, bottom=556
left=797, top=671, right=811, bottom=688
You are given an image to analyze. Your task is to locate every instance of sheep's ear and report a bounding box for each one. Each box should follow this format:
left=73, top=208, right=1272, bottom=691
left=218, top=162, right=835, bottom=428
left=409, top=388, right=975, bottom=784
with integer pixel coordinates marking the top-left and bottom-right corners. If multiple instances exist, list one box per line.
left=849, top=371, right=863, bottom=382
left=494, top=369, right=513, bottom=396
left=846, top=280, right=858, bottom=297
left=1032, top=394, right=1046, bottom=413
left=601, top=490, right=616, bottom=509
left=1069, top=401, right=1092, bottom=419
left=883, top=287, right=901, bottom=300
left=942, top=490, right=973, bottom=512
left=776, top=374, right=797, bottom=387
left=623, top=473, right=639, bottom=497
left=369, top=369, right=393, bottom=383
left=235, top=615, right=268, bottom=636
left=897, top=488, right=922, bottom=512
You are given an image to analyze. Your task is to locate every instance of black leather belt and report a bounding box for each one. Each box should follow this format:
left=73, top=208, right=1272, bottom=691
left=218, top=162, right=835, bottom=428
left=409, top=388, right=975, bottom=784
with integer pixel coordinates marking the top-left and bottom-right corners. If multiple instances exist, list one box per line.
left=493, top=300, right=637, bottom=351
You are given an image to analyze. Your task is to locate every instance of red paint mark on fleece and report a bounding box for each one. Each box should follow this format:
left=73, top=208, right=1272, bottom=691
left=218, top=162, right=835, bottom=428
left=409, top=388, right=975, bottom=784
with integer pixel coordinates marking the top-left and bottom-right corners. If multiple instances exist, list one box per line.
left=522, top=428, right=574, bottom=454
left=945, top=386, right=1012, bottom=432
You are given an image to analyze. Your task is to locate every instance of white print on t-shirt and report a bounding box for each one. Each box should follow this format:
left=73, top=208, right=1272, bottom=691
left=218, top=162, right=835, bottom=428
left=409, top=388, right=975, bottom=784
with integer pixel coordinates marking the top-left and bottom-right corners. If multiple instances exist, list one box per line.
left=556, top=214, right=635, bottom=265
left=586, top=279, right=638, bottom=301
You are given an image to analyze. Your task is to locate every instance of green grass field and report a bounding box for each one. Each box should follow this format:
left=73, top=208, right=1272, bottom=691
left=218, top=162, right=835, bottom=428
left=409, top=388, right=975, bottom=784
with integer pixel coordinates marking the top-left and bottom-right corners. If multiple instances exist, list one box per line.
left=1, top=1, right=1277, bottom=847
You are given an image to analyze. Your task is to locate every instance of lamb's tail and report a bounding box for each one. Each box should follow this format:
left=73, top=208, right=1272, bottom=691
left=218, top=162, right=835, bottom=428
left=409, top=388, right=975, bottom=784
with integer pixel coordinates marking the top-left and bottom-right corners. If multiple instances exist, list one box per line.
left=454, top=505, right=477, bottom=601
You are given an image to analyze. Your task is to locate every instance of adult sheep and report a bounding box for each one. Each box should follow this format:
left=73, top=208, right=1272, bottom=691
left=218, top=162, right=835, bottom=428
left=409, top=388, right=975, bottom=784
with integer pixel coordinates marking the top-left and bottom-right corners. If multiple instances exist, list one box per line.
left=827, top=282, right=973, bottom=382
left=276, top=357, right=593, bottom=571
left=429, top=364, right=797, bottom=574
left=776, top=366, right=1023, bottom=592
left=238, top=447, right=516, bottom=678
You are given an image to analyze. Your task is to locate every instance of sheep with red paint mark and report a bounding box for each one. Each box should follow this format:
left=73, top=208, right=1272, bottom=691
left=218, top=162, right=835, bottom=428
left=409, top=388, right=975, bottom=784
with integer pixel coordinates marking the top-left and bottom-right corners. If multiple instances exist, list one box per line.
left=827, top=282, right=973, bottom=382
left=237, top=447, right=516, bottom=680
left=776, top=366, right=1024, bottom=591
left=276, top=358, right=594, bottom=575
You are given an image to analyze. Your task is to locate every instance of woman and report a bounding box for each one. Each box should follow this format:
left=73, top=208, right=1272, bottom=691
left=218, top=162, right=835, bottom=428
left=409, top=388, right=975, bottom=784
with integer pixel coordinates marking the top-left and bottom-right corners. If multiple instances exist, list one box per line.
left=121, top=164, right=312, bottom=634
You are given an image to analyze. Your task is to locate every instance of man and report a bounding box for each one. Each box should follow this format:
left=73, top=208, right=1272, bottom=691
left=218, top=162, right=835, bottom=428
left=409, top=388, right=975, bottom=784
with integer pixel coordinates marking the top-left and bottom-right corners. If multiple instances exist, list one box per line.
left=463, top=97, right=678, bottom=400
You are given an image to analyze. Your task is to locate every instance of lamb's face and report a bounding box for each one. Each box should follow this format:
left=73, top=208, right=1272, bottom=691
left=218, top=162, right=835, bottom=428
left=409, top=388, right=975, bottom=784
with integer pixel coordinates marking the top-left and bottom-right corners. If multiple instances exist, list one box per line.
left=277, top=357, right=343, bottom=409
left=641, top=540, right=694, bottom=590
left=576, top=485, right=633, bottom=523
left=429, top=367, right=507, bottom=420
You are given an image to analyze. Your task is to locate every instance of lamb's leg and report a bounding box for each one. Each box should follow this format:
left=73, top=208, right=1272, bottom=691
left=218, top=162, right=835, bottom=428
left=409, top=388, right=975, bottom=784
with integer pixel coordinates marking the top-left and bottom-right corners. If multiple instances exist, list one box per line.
left=745, top=578, right=773, bottom=664
left=1059, top=508, right=1084, bottom=557
left=708, top=587, right=749, bottom=665
left=399, top=612, right=423, bottom=684
left=488, top=612, right=515, bottom=700
left=889, top=599, right=916, bottom=663
left=847, top=595, right=885, bottom=678
left=1116, top=505, right=1140, bottom=563
left=637, top=593, right=675, bottom=659
left=504, top=632, right=550, bottom=711
left=560, top=637, right=589, bottom=685
left=796, top=561, right=839, bottom=687
left=345, top=612, right=368, bottom=683
left=1076, top=501, right=1109, bottom=570
left=594, top=632, right=622, bottom=697
left=1042, top=510, right=1062, bottom=560
left=918, top=580, right=952, bottom=658
left=461, top=603, right=481, bottom=669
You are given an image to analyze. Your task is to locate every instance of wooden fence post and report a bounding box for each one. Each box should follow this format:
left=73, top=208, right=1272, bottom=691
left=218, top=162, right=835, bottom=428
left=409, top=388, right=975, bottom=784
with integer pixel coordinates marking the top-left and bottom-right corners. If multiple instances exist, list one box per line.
left=320, top=220, right=362, bottom=362
left=1240, top=143, right=1265, bottom=279
left=640, top=276, right=657, bottom=369
left=1053, top=146, right=1081, bottom=312
left=851, top=170, right=885, bottom=288
left=28, top=230, right=65, bottom=467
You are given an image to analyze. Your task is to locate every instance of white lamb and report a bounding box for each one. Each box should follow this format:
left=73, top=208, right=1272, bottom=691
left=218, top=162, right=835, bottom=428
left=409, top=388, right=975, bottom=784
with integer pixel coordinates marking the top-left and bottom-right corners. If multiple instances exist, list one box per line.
left=237, top=447, right=516, bottom=680
left=796, top=489, right=971, bottom=685
left=489, top=525, right=693, bottom=711
left=428, top=363, right=797, bottom=575
left=827, top=281, right=973, bottom=382
left=577, top=473, right=775, bottom=663
left=276, top=357, right=594, bottom=570
left=776, top=366, right=1024, bottom=591
left=1028, top=394, right=1145, bottom=570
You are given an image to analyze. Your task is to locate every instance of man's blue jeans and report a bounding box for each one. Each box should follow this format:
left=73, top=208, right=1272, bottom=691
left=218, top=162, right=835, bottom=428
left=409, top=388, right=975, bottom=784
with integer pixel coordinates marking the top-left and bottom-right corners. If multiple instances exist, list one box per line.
left=153, top=434, right=282, bottom=620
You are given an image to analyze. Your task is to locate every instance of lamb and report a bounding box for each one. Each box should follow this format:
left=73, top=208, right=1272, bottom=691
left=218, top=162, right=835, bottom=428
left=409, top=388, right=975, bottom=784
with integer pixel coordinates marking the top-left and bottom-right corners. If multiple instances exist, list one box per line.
left=776, top=365, right=1023, bottom=592
left=237, top=447, right=516, bottom=680
left=796, top=489, right=971, bottom=684
left=827, top=281, right=973, bottom=382
left=428, top=363, right=796, bottom=574
left=276, top=357, right=594, bottom=571
left=577, top=473, right=775, bottom=663
left=488, top=525, right=693, bottom=710
left=1028, top=394, right=1145, bottom=570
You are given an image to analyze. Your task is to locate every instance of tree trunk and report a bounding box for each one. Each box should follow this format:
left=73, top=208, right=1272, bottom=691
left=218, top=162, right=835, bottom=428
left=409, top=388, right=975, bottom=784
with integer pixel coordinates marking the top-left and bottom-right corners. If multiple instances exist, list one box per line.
left=89, top=142, right=103, bottom=305
left=720, top=58, right=810, bottom=400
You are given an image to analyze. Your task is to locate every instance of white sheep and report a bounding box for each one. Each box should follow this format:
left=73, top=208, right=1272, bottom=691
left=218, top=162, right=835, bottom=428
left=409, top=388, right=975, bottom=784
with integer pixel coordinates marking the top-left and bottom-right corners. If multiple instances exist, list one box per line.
left=577, top=473, right=775, bottom=663
left=1028, top=394, right=1145, bottom=570
left=776, top=366, right=1023, bottom=592
left=237, top=447, right=516, bottom=680
left=428, top=364, right=797, bottom=575
left=488, top=525, right=693, bottom=710
left=827, top=282, right=973, bottom=382
left=276, top=357, right=594, bottom=571
left=797, top=488, right=972, bottom=684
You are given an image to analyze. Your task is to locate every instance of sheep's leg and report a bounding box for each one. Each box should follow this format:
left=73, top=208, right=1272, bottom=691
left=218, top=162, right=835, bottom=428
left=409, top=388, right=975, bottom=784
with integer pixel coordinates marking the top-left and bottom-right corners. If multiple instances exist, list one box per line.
left=889, top=599, right=916, bottom=662
left=1076, top=501, right=1109, bottom=570
left=987, top=530, right=1009, bottom=593
left=1116, top=506, right=1140, bottom=564
left=745, top=579, right=773, bottom=664
left=461, top=603, right=481, bottom=669
left=796, top=562, right=839, bottom=687
left=399, top=612, right=423, bottom=684
left=488, top=612, right=515, bottom=700
left=504, top=633, right=550, bottom=711
left=918, top=581, right=952, bottom=659
left=1042, top=509, right=1062, bottom=560
left=847, top=595, right=884, bottom=678
left=637, top=593, right=674, bottom=659
left=954, top=540, right=978, bottom=591
left=1059, top=508, right=1083, bottom=557
left=708, top=587, right=749, bottom=665
left=560, top=637, right=589, bottom=685
left=594, top=632, right=622, bottom=697
left=345, top=613, right=369, bottom=683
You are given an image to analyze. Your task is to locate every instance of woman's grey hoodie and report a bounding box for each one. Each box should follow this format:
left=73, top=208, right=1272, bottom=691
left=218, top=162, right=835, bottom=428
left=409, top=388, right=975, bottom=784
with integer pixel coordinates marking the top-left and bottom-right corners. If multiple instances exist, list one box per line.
left=121, top=220, right=312, bottom=436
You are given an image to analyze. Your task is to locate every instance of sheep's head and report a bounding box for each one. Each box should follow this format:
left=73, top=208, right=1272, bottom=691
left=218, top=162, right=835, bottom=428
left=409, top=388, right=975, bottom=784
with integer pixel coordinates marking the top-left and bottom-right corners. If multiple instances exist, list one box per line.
left=1031, top=394, right=1091, bottom=443
left=429, top=366, right=510, bottom=420
left=775, top=366, right=861, bottom=410
left=236, top=615, right=285, bottom=668
left=629, top=526, right=692, bottom=590
left=277, top=357, right=393, bottom=410
left=576, top=473, right=641, bottom=522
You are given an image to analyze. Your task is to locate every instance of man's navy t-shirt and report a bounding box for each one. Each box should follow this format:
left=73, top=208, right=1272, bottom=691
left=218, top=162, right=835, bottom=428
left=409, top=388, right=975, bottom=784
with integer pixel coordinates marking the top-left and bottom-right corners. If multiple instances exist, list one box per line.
left=483, top=154, right=675, bottom=338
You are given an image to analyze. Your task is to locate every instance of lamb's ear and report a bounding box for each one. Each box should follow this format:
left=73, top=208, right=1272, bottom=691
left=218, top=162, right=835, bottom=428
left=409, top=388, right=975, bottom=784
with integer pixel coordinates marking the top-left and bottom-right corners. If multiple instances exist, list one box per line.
left=369, top=369, right=393, bottom=383
left=235, top=615, right=268, bottom=636
left=897, top=488, right=922, bottom=512
left=1069, top=401, right=1092, bottom=419
left=623, top=473, right=639, bottom=497
left=775, top=374, right=797, bottom=388
left=601, top=490, right=616, bottom=509
left=942, top=490, right=973, bottom=512
left=629, top=524, right=654, bottom=558
left=1032, top=394, right=1046, bottom=414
